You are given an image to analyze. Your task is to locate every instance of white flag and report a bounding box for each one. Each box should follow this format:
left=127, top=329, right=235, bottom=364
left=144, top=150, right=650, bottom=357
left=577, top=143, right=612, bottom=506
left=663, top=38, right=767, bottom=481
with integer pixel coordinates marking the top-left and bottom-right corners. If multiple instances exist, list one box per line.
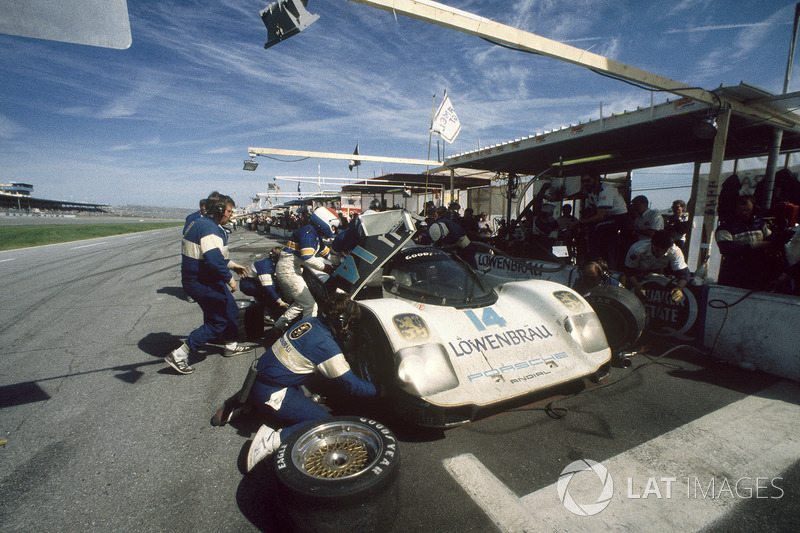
left=431, top=94, right=461, bottom=143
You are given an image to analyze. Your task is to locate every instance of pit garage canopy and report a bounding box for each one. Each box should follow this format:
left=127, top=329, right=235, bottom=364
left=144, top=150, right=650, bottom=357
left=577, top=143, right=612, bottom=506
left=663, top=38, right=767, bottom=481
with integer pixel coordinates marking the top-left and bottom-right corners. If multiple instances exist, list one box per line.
left=442, top=83, right=800, bottom=177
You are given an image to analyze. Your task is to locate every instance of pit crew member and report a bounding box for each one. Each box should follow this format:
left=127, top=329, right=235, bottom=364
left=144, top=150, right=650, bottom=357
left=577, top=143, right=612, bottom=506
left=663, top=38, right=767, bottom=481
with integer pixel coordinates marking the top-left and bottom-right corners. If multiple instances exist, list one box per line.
left=246, top=293, right=379, bottom=471
left=624, top=230, right=689, bottom=303
left=239, top=246, right=289, bottom=322
left=165, top=195, right=251, bottom=375
left=273, top=207, right=338, bottom=331
left=421, top=206, right=478, bottom=268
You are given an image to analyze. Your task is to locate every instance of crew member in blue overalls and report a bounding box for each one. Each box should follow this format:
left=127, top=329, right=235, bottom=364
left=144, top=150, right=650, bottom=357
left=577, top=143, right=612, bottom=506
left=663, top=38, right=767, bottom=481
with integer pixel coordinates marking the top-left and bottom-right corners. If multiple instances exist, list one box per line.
left=183, top=192, right=218, bottom=235
left=164, top=195, right=251, bottom=375
left=273, top=206, right=339, bottom=331
left=246, top=293, right=379, bottom=471
left=239, top=246, right=289, bottom=322
left=421, top=206, right=478, bottom=268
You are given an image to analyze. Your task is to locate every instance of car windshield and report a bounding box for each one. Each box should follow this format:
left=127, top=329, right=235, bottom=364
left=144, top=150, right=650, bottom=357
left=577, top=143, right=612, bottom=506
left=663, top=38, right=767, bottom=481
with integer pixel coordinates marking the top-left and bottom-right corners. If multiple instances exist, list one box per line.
left=383, top=247, right=497, bottom=308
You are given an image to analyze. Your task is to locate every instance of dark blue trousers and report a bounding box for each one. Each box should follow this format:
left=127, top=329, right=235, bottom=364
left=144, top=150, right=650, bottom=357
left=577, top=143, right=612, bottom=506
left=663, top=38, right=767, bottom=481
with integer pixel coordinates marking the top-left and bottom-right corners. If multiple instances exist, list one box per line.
left=250, top=382, right=330, bottom=439
left=183, top=279, right=239, bottom=352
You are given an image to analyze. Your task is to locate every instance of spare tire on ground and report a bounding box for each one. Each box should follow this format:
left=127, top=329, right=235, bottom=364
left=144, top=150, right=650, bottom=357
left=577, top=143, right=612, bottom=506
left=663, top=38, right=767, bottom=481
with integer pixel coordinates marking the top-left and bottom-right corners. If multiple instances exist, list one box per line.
left=274, top=416, right=400, bottom=532
left=583, top=285, right=646, bottom=352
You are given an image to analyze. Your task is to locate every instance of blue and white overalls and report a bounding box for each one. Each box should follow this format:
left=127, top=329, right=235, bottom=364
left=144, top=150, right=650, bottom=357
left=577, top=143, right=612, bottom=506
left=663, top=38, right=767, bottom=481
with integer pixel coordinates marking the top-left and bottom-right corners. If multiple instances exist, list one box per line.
left=275, top=225, right=331, bottom=325
left=181, top=215, right=239, bottom=352
left=250, top=317, right=378, bottom=437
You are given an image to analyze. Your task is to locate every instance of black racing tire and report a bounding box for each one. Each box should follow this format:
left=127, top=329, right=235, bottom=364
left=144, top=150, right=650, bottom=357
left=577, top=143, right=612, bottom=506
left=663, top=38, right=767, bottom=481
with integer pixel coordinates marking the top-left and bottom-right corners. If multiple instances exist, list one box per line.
left=351, top=311, right=395, bottom=385
left=243, top=302, right=265, bottom=341
left=583, top=285, right=646, bottom=351
left=274, top=416, right=400, bottom=532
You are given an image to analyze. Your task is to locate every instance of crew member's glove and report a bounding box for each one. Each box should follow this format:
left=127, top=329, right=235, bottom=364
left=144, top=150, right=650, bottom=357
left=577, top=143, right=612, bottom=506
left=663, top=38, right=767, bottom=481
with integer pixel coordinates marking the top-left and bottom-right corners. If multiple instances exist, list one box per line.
left=276, top=298, right=290, bottom=309
left=669, top=287, right=684, bottom=303
left=228, top=279, right=237, bottom=292
left=323, top=263, right=334, bottom=275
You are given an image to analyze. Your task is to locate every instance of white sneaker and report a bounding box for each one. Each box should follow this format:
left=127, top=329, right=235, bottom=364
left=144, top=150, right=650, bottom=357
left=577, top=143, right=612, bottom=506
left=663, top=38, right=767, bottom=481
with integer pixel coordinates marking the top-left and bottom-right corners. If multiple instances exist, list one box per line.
left=246, top=425, right=281, bottom=472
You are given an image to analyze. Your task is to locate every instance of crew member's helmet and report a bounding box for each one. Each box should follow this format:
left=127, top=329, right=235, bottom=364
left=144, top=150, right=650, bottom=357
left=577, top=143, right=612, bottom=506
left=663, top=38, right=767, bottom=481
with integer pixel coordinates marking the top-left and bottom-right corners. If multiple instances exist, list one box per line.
left=310, top=206, right=340, bottom=238
left=369, top=199, right=383, bottom=211
left=428, top=220, right=449, bottom=243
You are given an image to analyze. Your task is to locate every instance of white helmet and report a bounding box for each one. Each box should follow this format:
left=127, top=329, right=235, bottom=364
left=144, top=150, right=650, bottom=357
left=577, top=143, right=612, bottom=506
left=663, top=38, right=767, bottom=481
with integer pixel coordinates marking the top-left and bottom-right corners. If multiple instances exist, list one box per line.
left=428, top=221, right=449, bottom=243
left=310, top=206, right=340, bottom=238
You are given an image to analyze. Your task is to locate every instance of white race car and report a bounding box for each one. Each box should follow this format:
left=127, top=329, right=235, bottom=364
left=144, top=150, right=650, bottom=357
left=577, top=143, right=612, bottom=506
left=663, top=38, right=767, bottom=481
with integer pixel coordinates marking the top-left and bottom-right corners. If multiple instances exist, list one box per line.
left=314, top=210, right=643, bottom=428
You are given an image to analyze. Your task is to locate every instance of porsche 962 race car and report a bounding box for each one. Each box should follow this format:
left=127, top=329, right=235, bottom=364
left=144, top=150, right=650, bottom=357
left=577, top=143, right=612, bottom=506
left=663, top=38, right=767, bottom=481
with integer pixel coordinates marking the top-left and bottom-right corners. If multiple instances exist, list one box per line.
left=311, top=210, right=637, bottom=428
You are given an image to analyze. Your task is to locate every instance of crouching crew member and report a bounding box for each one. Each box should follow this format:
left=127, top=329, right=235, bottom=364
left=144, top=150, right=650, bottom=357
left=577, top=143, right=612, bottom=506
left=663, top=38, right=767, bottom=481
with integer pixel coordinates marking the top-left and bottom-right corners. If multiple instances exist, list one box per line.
left=246, top=293, right=379, bottom=471
left=571, top=259, right=621, bottom=296
left=624, top=230, right=690, bottom=303
left=239, top=246, right=289, bottom=322
left=165, top=195, right=251, bottom=375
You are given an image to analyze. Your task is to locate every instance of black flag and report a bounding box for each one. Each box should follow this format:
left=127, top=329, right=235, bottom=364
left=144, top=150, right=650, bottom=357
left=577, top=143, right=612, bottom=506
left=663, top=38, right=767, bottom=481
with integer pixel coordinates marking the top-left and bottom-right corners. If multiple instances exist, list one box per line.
left=348, top=142, right=361, bottom=171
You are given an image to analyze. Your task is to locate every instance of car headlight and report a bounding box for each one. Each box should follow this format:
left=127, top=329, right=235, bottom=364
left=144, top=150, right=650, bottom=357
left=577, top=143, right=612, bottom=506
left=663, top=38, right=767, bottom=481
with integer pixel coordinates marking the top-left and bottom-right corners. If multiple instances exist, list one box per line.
left=564, top=312, right=609, bottom=353
left=395, top=344, right=459, bottom=397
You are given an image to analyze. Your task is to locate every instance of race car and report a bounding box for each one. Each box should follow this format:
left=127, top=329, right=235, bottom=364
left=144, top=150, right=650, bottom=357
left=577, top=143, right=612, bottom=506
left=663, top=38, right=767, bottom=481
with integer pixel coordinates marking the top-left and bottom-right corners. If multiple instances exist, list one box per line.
left=309, top=209, right=641, bottom=428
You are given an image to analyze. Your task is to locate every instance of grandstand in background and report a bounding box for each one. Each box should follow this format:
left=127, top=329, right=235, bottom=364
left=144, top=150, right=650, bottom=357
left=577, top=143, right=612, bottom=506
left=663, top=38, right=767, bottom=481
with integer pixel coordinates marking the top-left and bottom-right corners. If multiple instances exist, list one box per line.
left=0, top=182, right=109, bottom=213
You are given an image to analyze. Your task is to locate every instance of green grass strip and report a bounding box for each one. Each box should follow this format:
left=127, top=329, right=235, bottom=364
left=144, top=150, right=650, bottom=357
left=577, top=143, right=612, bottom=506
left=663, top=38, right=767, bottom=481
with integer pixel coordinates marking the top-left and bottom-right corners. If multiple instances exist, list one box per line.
left=0, top=222, right=182, bottom=251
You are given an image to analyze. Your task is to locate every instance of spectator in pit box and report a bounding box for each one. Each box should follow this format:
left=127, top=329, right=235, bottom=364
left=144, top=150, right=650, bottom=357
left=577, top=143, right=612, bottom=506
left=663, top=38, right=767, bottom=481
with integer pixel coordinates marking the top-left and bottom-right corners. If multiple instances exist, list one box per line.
left=665, top=199, right=690, bottom=254
left=715, top=195, right=792, bottom=291
left=569, top=172, right=629, bottom=269
left=457, top=207, right=481, bottom=241
left=630, top=195, right=664, bottom=241
left=477, top=212, right=493, bottom=240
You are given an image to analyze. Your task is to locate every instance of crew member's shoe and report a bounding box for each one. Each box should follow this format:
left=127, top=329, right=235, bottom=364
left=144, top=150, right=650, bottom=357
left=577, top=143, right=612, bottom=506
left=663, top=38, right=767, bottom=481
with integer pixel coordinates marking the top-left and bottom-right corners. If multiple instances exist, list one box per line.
left=247, top=425, right=281, bottom=472
left=211, top=402, right=235, bottom=427
left=223, top=344, right=253, bottom=357
left=164, top=350, right=194, bottom=375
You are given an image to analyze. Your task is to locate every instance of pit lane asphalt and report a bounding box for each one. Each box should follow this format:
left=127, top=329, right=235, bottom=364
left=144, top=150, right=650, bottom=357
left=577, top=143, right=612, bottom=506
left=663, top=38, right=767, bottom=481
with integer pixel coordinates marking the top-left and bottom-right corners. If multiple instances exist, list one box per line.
left=0, top=227, right=797, bottom=532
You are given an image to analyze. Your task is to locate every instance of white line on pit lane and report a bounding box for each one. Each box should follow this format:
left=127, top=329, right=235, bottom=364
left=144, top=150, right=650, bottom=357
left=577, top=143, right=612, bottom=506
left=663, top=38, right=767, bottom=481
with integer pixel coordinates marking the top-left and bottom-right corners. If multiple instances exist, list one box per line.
left=71, top=242, right=107, bottom=249
left=443, top=380, right=800, bottom=532
left=0, top=257, right=16, bottom=263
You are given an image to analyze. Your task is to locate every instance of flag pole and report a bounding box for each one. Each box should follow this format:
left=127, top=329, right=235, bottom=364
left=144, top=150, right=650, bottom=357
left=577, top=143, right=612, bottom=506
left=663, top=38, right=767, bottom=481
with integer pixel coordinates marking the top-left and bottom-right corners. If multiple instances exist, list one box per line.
left=425, top=93, right=436, bottom=214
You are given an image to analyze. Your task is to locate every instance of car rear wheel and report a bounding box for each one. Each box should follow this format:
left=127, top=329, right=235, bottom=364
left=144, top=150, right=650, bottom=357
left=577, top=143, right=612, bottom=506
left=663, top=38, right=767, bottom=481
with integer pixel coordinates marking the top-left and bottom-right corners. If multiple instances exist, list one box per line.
left=583, top=285, right=646, bottom=351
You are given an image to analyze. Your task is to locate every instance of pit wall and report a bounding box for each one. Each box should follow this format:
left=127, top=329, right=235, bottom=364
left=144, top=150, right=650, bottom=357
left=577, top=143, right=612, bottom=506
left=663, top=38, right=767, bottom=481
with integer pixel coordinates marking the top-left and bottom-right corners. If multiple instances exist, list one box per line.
left=477, top=252, right=800, bottom=382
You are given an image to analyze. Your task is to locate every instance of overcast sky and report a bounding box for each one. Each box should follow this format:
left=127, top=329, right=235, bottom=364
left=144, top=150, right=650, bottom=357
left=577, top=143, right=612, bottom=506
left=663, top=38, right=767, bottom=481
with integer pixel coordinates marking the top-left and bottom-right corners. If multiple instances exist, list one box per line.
left=1, top=0, right=799, bottom=210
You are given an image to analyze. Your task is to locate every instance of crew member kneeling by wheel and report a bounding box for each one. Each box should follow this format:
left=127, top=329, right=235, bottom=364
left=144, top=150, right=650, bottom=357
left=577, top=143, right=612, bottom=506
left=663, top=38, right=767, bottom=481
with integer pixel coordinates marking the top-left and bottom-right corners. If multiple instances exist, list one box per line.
left=246, top=293, right=380, bottom=472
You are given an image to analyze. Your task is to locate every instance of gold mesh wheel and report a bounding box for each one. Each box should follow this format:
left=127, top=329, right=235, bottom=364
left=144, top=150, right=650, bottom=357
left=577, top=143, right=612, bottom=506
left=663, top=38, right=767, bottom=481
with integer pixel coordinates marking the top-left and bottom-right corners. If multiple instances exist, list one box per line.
left=290, top=420, right=384, bottom=481
left=303, top=441, right=370, bottom=478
